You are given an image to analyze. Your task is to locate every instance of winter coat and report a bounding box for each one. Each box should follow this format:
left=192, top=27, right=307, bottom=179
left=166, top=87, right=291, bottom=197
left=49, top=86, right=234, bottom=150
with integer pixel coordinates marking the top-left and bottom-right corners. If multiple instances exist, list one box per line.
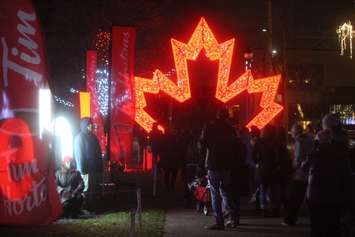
left=159, top=133, right=180, bottom=169
left=56, top=168, right=84, bottom=204
left=253, top=137, right=279, bottom=181
left=293, top=133, right=313, bottom=180
left=203, top=118, right=238, bottom=171
left=185, top=136, right=202, bottom=164
left=303, top=130, right=353, bottom=210
left=149, top=128, right=163, bottom=158
left=276, top=144, right=293, bottom=181
left=241, top=133, right=254, bottom=168
left=73, top=119, right=102, bottom=174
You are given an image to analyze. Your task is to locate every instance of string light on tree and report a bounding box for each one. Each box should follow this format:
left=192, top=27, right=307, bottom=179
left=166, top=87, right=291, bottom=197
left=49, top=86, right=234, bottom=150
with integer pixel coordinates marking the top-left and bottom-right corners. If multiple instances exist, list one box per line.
left=96, top=69, right=110, bottom=116
left=54, top=95, right=75, bottom=107
left=134, top=17, right=283, bottom=132
left=95, top=30, right=111, bottom=116
left=336, top=21, right=355, bottom=58
left=95, top=30, right=111, bottom=67
left=69, top=88, right=80, bottom=94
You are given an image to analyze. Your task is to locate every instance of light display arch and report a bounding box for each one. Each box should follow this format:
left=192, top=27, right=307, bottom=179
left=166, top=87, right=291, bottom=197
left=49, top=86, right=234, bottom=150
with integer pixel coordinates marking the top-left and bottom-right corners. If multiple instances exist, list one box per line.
left=134, top=17, right=283, bottom=132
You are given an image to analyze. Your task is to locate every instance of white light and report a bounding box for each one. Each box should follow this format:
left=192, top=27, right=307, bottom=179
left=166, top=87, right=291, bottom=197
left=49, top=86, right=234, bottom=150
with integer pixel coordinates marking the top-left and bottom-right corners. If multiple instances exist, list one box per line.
left=70, top=88, right=80, bottom=94
left=262, top=28, right=268, bottom=32
left=96, top=68, right=109, bottom=116
left=53, top=116, right=73, bottom=161
left=39, top=89, right=52, bottom=139
left=54, top=95, right=75, bottom=107
left=337, top=21, right=354, bottom=58
left=0, top=91, right=14, bottom=120
left=272, top=49, right=277, bottom=54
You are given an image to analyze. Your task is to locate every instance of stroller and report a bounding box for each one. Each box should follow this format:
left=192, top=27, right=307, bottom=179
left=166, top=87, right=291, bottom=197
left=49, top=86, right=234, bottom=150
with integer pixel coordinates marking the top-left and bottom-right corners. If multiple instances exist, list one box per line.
left=187, top=165, right=211, bottom=215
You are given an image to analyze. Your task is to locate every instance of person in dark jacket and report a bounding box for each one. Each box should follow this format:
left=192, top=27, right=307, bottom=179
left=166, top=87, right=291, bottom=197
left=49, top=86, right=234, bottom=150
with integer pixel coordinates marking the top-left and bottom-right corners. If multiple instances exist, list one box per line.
left=149, top=123, right=163, bottom=196
left=228, top=130, right=247, bottom=226
left=149, top=122, right=163, bottom=165
left=283, top=123, right=313, bottom=226
left=56, top=156, right=85, bottom=218
left=303, top=113, right=353, bottom=237
left=253, top=124, right=280, bottom=216
left=274, top=126, right=292, bottom=216
left=159, top=130, right=180, bottom=192
left=73, top=117, right=102, bottom=210
left=202, top=108, right=238, bottom=230
left=250, top=126, right=262, bottom=212
left=240, top=127, right=254, bottom=197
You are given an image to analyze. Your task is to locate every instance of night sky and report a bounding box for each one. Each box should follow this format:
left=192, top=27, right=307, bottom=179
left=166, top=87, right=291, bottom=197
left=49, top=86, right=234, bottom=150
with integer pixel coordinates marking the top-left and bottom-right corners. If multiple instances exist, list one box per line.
left=33, top=0, right=354, bottom=122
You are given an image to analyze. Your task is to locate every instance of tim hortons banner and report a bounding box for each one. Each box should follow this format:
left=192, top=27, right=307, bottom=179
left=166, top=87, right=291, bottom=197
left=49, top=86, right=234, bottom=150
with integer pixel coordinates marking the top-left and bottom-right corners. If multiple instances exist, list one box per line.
left=86, top=50, right=106, bottom=153
left=110, top=26, right=136, bottom=165
left=0, top=0, right=62, bottom=224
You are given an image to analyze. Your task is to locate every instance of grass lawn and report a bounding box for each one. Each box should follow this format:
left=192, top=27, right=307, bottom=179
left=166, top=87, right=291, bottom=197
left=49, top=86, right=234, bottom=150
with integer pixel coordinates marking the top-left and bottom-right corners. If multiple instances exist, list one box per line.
left=0, top=210, right=165, bottom=237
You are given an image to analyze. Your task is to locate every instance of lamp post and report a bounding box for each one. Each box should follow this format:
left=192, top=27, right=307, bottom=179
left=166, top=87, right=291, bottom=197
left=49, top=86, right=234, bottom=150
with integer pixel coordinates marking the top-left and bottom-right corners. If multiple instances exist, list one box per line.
left=244, top=50, right=254, bottom=71
left=244, top=49, right=254, bottom=123
left=267, top=0, right=273, bottom=73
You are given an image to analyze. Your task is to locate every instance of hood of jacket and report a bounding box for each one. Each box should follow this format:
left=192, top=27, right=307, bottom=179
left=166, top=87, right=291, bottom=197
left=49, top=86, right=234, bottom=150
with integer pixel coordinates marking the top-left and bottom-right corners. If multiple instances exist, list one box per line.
left=80, top=117, right=92, bottom=133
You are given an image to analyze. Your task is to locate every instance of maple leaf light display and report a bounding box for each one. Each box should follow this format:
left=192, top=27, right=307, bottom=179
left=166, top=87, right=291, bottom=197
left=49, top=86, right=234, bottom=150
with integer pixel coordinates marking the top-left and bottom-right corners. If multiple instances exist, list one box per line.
left=135, top=17, right=283, bottom=132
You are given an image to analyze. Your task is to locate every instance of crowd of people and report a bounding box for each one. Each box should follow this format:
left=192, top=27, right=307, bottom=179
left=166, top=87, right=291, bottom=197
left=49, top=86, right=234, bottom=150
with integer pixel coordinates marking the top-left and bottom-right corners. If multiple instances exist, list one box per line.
left=148, top=109, right=354, bottom=236
left=53, top=111, right=354, bottom=236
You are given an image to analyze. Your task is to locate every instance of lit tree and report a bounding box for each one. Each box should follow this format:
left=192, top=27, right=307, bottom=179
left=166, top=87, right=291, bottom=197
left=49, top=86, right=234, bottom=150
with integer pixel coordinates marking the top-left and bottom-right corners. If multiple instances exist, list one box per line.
left=95, top=30, right=111, bottom=117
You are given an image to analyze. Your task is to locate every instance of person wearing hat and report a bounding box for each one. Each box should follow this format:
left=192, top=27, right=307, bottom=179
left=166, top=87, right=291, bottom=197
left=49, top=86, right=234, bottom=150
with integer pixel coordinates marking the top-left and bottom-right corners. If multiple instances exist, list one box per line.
left=56, top=156, right=84, bottom=218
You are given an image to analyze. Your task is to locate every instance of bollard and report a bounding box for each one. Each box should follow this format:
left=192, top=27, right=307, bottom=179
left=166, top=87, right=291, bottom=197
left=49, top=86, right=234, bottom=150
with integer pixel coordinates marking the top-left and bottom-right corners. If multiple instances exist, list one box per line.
left=152, top=164, right=157, bottom=197
left=136, top=188, right=142, bottom=231
left=130, top=208, right=136, bottom=237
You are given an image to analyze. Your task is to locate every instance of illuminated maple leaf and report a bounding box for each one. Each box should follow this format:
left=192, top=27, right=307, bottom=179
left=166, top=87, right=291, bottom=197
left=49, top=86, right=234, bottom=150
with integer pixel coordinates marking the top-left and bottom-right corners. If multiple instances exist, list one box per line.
left=134, top=17, right=283, bottom=132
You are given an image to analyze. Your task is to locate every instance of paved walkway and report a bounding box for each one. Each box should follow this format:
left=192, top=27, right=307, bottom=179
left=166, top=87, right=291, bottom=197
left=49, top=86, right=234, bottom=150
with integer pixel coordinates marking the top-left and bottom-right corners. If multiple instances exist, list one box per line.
left=163, top=203, right=310, bottom=237
left=138, top=172, right=311, bottom=236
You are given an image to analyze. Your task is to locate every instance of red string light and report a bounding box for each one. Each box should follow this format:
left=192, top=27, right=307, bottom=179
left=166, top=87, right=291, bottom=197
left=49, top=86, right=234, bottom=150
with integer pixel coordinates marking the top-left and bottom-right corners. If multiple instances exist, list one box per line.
left=134, top=76, right=159, bottom=132
left=134, top=17, right=283, bottom=132
left=95, top=31, right=111, bottom=67
left=246, top=74, right=283, bottom=130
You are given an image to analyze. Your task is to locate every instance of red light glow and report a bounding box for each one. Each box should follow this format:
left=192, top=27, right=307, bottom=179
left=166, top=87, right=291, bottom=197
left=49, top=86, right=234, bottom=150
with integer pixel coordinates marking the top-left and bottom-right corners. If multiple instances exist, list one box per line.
left=246, top=74, right=283, bottom=129
left=134, top=17, right=283, bottom=132
left=0, top=118, right=34, bottom=200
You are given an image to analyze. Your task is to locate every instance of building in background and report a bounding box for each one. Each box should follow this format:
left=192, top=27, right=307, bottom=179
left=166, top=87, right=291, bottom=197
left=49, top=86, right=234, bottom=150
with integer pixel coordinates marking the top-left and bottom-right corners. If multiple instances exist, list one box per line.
left=273, top=0, right=355, bottom=129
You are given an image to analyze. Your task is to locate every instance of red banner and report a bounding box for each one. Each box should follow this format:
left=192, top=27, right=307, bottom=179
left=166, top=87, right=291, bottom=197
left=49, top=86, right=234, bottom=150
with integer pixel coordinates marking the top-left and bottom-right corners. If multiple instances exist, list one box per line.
left=110, top=26, right=136, bottom=165
left=0, top=0, right=62, bottom=224
left=86, top=50, right=106, bottom=153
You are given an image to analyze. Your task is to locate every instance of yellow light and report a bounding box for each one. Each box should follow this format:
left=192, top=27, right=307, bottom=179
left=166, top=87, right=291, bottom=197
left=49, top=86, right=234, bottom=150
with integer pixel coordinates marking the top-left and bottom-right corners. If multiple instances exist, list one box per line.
left=79, top=92, right=91, bottom=118
left=297, top=104, right=304, bottom=119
